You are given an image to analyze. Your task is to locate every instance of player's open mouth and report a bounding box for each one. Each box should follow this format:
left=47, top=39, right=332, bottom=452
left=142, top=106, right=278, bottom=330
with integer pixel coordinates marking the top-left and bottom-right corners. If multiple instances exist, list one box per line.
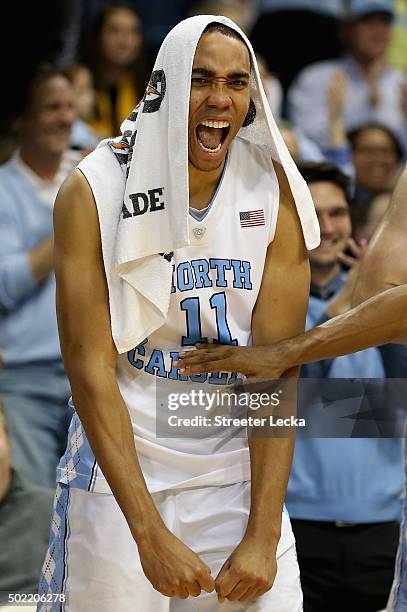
left=195, top=120, right=230, bottom=154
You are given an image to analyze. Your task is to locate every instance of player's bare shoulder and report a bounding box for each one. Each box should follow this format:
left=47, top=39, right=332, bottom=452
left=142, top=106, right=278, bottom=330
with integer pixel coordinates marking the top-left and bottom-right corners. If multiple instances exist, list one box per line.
left=54, top=169, right=100, bottom=252
left=272, top=160, right=292, bottom=204
left=386, top=165, right=407, bottom=227
left=271, top=160, right=307, bottom=258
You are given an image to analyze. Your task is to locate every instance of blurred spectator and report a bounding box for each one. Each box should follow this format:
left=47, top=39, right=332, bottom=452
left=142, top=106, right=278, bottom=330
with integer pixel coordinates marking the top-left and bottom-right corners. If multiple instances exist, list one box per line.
left=63, top=64, right=100, bottom=151
left=352, top=190, right=391, bottom=243
left=286, top=161, right=403, bottom=612
left=0, top=1, right=70, bottom=164
left=362, top=191, right=391, bottom=240
left=251, top=1, right=344, bottom=94
left=256, top=53, right=283, bottom=121
left=278, top=120, right=325, bottom=164
left=0, top=402, right=54, bottom=603
left=288, top=0, right=407, bottom=156
left=188, top=0, right=257, bottom=33
left=323, top=68, right=355, bottom=175
left=81, top=0, right=194, bottom=61
left=348, top=122, right=404, bottom=206
left=81, top=2, right=150, bottom=138
left=0, top=65, right=79, bottom=488
left=388, top=0, right=407, bottom=70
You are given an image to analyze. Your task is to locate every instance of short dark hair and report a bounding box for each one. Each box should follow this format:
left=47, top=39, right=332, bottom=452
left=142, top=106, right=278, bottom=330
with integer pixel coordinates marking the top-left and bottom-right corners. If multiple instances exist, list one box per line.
left=297, top=161, right=352, bottom=201
left=23, top=63, right=68, bottom=114
left=203, top=22, right=245, bottom=44
left=348, top=122, right=403, bottom=161
left=201, top=21, right=254, bottom=127
left=202, top=21, right=251, bottom=67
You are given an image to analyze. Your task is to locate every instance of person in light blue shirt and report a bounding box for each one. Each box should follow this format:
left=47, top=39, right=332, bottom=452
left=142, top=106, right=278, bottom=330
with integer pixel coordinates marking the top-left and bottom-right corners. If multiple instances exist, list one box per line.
left=286, top=161, right=404, bottom=612
left=0, top=65, right=80, bottom=487
left=288, top=0, right=407, bottom=157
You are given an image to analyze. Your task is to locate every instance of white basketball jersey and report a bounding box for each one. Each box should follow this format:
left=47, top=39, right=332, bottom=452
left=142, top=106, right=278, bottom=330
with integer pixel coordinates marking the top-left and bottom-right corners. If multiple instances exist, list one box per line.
left=58, top=137, right=280, bottom=493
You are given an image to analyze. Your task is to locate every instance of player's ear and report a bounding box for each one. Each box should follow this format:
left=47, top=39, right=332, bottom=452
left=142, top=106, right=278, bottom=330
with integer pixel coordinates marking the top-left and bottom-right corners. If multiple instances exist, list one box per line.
left=242, top=98, right=256, bottom=128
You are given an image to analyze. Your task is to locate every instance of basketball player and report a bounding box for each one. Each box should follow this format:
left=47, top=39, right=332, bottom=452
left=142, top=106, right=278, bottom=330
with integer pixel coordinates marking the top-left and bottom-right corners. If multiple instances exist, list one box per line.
left=37, top=18, right=316, bottom=611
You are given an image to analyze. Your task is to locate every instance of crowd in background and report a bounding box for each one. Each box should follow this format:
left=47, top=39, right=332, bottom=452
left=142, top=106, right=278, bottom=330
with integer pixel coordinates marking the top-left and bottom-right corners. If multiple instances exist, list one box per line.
left=1, top=1, right=407, bottom=610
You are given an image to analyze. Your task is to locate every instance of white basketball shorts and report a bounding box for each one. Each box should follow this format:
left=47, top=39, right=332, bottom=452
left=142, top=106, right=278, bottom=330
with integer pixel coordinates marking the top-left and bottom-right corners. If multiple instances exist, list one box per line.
left=38, top=481, right=302, bottom=611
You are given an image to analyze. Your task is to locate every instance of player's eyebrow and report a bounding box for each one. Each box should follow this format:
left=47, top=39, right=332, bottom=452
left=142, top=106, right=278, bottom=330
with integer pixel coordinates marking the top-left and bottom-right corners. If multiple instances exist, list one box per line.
left=192, top=67, right=250, bottom=79
left=227, top=71, right=250, bottom=80
left=192, top=67, right=216, bottom=77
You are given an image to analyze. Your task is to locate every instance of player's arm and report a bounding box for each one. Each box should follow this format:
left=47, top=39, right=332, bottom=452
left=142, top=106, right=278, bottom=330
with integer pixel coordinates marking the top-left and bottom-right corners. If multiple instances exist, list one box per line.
left=265, top=168, right=407, bottom=368
left=351, top=165, right=407, bottom=336
left=54, top=170, right=214, bottom=600
left=273, top=165, right=407, bottom=364
left=215, top=163, right=310, bottom=603
left=280, top=166, right=407, bottom=362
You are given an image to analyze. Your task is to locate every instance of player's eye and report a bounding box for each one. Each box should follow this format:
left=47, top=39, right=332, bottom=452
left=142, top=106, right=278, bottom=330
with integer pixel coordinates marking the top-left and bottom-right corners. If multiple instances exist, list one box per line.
left=229, top=80, right=247, bottom=88
left=191, top=77, right=209, bottom=85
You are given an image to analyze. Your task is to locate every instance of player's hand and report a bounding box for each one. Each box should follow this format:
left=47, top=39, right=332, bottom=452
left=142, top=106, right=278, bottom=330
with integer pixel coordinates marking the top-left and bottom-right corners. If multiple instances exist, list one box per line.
left=174, top=344, right=288, bottom=379
left=215, top=535, right=277, bottom=603
left=137, top=526, right=215, bottom=599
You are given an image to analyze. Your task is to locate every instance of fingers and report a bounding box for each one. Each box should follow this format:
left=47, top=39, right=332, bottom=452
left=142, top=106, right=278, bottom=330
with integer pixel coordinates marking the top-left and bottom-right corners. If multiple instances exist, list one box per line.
left=215, top=558, right=276, bottom=603
left=198, top=568, right=216, bottom=593
left=182, top=360, right=232, bottom=375
left=238, top=585, right=261, bottom=602
left=216, top=559, right=230, bottom=582
left=337, top=252, right=359, bottom=268
left=185, top=580, right=202, bottom=598
left=161, top=573, right=214, bottom=600
left=223, top=580, right=247, bottom=601
left=174, top=346, right=235, bottom=375
left=177, top=345, right=229, bottom=363
left=347, top=237, right=368, bottom=258
left=155, top=561, right=214, bottom=600
left=176, top=351, right=219, bottom=367
left=173, top=585, right=189, bottom=599
left=174, top=344, right=242, bottom=375
left=215, top=565, right=240, bottom=601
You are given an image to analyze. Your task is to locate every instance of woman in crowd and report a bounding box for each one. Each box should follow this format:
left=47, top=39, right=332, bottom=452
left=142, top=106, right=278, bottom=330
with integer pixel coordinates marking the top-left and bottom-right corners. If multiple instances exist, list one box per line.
left=81, top=2, right=150, bottom=138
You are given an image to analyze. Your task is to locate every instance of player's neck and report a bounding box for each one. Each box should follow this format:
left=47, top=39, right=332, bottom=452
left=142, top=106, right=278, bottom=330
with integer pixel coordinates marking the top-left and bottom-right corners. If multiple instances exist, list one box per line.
left=188, top=159, right=225, bottom=211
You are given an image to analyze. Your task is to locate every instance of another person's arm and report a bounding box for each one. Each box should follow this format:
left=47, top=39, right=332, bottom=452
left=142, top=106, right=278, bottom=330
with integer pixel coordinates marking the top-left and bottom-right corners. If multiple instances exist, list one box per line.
left=54, top=170, right=215, bottom=600
left=214, top=164, right=310, bottom=603
left=352, top=166, right=407, bottom=307
left=178, top=167, right=407, bottom=377
left=27, top=236, right=54, bottom=284
left=0, top=200, right=53, bottom=311
left=287, top=64, right=331, bottom=149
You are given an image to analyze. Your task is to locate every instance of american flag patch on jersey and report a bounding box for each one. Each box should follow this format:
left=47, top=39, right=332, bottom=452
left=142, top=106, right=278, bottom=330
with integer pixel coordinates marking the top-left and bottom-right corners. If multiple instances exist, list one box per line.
left=239, top=209, right=265, bottom=228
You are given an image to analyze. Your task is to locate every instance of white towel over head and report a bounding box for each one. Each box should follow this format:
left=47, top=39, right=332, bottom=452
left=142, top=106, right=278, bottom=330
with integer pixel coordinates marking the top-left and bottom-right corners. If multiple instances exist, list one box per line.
left=78, top=15, right=320, bottom=353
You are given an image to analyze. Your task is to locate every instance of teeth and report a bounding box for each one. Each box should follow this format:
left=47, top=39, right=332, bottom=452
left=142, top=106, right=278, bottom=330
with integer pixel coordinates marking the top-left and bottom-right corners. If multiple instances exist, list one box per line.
left=200, top=120, right=230, bottom=129
left=198, top=140, right=222, bottom=153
